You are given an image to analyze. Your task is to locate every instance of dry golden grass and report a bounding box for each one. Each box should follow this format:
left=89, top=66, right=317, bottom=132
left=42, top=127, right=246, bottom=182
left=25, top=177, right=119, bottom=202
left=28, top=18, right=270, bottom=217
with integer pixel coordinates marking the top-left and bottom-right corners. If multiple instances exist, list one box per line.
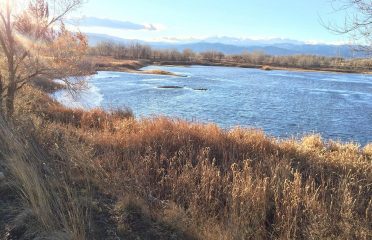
left=141, top=69, right=181, bottom=76
left=0, top=116, right=92, bottom=239
left=3, top=85, right=371, bottom=239
left=91, top=56, right=147, bottom=71
left=261, top=65, right=272, bottom=71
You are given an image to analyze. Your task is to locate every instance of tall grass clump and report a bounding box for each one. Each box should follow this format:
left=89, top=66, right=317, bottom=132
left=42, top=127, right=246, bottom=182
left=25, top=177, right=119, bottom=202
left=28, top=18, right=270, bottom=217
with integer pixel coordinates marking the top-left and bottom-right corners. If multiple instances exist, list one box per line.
left=0, top=115, right=92, bottom=239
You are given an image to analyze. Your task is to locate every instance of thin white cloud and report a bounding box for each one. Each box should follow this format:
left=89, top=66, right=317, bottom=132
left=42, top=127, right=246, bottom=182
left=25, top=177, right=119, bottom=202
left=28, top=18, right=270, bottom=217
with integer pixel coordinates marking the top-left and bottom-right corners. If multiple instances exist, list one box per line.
left=67, top=17, right=164, bottom=31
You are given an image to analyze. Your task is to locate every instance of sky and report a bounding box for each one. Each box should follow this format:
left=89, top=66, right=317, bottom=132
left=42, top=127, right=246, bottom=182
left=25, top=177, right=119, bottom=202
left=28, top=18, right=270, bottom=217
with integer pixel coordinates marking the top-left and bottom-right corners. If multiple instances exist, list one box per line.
left=69, top=0, right=356, bottom=44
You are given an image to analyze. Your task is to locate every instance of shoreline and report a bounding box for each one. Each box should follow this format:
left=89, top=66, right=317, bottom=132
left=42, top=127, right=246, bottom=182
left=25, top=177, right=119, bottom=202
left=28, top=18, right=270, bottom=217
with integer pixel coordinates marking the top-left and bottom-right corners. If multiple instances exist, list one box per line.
left=153, top=61, right=372, bottom=75
left=92, top=57, right=372, bottom=75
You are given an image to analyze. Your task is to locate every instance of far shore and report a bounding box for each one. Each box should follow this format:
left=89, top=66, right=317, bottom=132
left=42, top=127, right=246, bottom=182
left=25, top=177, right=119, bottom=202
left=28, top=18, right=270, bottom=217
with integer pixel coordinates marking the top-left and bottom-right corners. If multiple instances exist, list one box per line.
left=91, top=56, right=372, bottom=75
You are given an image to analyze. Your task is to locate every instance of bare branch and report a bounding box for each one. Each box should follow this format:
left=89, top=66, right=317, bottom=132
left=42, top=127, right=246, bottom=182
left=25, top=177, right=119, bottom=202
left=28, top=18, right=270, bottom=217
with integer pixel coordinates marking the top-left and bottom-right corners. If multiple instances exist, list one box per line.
left=0, top=0, right=87, bottom=115
left=47, top=0, right=82, bottom=27
left=322, top=0, right=371, bottom=55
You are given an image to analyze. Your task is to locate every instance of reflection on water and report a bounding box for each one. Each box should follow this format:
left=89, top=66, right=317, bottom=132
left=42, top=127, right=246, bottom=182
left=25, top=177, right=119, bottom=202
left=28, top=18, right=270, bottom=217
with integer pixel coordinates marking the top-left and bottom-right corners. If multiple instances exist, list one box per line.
left=53, top=65, right=372, bottom=145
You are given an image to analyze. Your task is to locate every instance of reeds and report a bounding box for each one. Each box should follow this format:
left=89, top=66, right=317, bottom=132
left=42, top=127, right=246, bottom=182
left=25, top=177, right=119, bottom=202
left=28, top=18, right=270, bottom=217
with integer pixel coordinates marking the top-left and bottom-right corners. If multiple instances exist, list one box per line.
left=4, top=86, right=371, bottom=239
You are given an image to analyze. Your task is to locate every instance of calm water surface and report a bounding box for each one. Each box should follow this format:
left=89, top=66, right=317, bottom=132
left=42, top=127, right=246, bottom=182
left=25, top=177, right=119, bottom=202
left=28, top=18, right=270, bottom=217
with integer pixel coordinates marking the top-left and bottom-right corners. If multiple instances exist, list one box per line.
left=54, top=65, right=372, bottom=145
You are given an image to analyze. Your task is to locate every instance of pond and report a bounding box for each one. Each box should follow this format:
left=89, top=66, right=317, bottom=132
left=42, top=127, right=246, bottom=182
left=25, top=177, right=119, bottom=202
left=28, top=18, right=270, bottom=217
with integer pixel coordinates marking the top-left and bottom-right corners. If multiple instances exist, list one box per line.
left=53, top=65, right=372, bottom=145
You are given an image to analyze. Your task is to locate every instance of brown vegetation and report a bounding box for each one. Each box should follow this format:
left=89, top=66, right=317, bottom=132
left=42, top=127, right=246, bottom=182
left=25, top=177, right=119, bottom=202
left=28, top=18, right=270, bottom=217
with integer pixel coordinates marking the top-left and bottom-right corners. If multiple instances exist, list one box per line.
left=142, top=69, right=182, bottom=76
left=92, top=57, right=184, bottom=76
left=92, top=56, right=148, bottom=72
left=0, top=0, right=89, bottom=117
left=0, top=110, right=90, bottom=239
left=1, top=84, right=370, bottom=239
left=262, top=65, right=272, bottom=71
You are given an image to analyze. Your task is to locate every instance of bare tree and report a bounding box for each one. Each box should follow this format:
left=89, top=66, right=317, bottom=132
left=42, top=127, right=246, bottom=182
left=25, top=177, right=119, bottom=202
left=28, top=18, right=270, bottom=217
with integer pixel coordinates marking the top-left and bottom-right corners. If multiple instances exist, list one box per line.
left=324, top=0, right=371, bottom=54
left=182, top=49, right=195, bottom=62
left=0, top=0, right=87, bottom=117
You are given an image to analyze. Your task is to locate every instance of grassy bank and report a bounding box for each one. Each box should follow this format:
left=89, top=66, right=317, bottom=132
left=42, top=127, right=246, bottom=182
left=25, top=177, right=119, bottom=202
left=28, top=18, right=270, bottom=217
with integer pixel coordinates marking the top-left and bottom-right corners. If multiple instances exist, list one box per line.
left=92, top=56, right=372, bottom=75
left=0, top=82, right=371, bottom=239
left=91, top=57, right=183, bottom=77
left=154, top=59, right=372, bottom=74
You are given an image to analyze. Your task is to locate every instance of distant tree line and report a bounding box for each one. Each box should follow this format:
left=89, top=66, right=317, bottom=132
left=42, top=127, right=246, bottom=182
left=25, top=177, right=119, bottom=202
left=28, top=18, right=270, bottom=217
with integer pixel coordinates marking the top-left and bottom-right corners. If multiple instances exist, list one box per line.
left=231, top=51, right=372, bottom=69
left=90, top=41, right=372, bottom=70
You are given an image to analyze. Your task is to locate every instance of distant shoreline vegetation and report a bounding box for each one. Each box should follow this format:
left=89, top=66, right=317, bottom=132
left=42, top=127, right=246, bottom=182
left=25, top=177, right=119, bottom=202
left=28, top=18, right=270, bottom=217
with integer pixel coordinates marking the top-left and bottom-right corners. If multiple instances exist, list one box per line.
left=89, top=42, right=372, bottom=74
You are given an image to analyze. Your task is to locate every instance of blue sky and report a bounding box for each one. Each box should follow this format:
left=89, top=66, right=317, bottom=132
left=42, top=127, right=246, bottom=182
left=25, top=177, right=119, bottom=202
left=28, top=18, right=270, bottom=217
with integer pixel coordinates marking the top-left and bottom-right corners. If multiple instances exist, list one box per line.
left=71, top=0, right=354, bottom=44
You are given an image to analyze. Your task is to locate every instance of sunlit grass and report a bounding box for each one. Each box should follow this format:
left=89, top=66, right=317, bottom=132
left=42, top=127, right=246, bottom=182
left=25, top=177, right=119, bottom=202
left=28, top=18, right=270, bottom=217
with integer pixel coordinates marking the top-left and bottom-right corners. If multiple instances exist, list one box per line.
left=4, top=85, right=369, bottom=239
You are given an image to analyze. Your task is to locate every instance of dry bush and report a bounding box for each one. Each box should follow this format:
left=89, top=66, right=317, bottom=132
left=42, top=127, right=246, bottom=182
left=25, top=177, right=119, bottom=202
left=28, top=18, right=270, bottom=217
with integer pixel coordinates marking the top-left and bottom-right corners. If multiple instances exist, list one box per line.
left=364, top=143, right=372, bottom=156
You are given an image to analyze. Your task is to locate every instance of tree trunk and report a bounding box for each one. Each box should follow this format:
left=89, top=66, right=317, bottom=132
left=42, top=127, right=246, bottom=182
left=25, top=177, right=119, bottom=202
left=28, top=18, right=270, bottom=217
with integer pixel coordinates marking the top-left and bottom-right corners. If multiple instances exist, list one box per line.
left=0, top=74, right=3, bottom=114
left=6, top=74, right=16, bottom=117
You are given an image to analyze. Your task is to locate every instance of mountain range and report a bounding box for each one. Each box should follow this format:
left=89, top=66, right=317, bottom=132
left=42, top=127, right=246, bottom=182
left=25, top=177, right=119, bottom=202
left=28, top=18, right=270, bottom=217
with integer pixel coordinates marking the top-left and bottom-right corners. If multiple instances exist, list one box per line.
left=87, top=33, right=364, bottom=58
